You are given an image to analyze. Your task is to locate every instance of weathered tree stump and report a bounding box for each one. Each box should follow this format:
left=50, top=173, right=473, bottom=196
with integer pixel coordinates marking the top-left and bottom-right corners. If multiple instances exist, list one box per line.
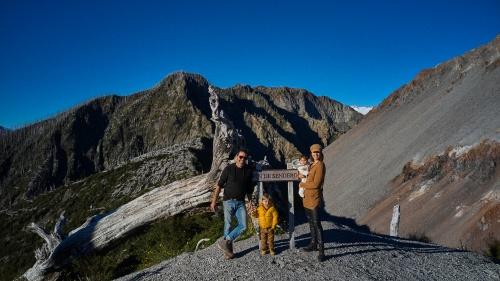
left=22, top=86, right=242, bottom=281
left=390, top=204, right=400, bottom=237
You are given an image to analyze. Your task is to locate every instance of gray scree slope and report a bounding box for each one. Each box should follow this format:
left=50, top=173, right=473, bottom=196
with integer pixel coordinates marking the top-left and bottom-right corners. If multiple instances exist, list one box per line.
left=322, top=36, right=500, bottom=220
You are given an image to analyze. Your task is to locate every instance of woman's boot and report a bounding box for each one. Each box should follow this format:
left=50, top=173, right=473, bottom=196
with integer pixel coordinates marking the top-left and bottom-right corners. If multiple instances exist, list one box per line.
left=302, top=239, right=317, bottom=252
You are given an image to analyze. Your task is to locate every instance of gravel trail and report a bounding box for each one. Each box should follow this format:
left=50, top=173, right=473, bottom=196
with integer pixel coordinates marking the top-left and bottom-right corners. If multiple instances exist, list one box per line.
left=115, top=221, right=499, bottom=281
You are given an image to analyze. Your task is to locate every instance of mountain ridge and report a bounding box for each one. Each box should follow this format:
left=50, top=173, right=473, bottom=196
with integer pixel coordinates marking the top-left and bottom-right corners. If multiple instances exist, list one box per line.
left=0, top=71, right=361, bottom=203
left=322, top=35, right=500, bottom=252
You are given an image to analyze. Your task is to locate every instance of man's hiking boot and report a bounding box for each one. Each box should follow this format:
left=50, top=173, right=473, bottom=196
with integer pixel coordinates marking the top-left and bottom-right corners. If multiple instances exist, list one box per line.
left=270, top=250, right=276, bottom=256
left=260, top=250, right=267, bottom=256
left=227, top=240, right=234, bottom=259
left=224, top=252, right=235, bottom=260
left=218, top=239, right=233, bottom=258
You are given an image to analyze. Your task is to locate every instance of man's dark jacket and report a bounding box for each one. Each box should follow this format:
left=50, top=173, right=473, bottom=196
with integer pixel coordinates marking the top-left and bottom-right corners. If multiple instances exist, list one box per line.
left=218, top=163, right=254, bottom=201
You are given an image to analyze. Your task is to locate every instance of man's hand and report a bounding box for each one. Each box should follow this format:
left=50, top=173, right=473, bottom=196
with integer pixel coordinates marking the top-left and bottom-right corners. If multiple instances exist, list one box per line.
left=211, top=185, right=221, bottom=213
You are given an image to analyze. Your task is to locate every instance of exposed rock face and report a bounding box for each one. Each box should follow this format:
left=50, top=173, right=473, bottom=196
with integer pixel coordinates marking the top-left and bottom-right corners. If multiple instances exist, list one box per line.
left=360, top=140, right=500, bottom=253
left=1, top=96, right=124, bottom=201
left=218, top=85, right=361, bottom=165
left=322, top=36, right=500, bottom=251
left=0, top=72, right=361, bottom=207
left=98, top=73, right=214, bottom=169
left=107, top=138, right=211, bottom=197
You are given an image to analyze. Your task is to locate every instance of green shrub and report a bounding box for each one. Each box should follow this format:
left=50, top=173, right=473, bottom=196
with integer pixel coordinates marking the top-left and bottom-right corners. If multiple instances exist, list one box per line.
left=485, top=239, right=500, bottom=260
left=61, top=211, right=224, bottom=280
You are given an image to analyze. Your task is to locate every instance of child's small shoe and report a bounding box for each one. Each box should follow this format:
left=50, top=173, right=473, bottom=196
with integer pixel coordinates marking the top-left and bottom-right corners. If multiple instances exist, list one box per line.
left=260, top=250, right=267, bottom=256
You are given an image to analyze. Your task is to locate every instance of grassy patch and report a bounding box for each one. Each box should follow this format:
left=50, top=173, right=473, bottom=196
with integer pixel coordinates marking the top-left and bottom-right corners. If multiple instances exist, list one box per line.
left=61, top=211, right=224, bottom=280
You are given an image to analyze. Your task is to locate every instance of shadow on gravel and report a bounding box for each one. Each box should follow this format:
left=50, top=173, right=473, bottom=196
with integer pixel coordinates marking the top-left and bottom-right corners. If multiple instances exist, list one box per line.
left=236, top=202, right=467, bottom=260
left=234, top=244, right=259, bottom=258
left=291, top=210, right=466, bottom=260
left=123, top=267, right=165, bottom=281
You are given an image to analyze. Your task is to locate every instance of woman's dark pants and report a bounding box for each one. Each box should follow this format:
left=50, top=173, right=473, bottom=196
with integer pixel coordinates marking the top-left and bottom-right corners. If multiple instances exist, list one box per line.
left=304, top=207, right=324, bottom=260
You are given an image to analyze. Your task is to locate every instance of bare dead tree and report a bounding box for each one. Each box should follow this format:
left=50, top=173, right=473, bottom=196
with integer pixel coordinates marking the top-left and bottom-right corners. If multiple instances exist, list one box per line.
left=21, top=86, right=242, bottom=281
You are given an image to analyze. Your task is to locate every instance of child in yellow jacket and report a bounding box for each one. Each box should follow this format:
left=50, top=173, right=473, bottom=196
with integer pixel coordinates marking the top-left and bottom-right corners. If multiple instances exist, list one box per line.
left=252, top=193, right=279, bottom=255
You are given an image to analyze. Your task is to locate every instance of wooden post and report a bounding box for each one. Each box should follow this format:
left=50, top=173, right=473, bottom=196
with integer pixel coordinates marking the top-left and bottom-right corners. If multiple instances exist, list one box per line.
left=390, top=204, right=400, bottom=237
left=258, top=182, right=263, bottom=202
left=258, top=181, right=263, bottom=251
left=287, top=163, right=295, bottom=250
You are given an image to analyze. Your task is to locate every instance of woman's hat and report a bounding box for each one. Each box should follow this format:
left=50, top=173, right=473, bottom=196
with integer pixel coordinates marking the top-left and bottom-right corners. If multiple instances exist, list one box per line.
left=310, top=144, right=322, bottom=153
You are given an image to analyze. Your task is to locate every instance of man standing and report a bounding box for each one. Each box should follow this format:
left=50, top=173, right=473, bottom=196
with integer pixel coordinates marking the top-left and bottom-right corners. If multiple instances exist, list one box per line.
left=210, top=148, right=255, bottom=259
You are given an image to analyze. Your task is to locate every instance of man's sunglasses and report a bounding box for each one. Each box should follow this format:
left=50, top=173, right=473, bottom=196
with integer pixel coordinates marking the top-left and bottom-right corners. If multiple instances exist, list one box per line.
left=238, top=155, right=247, bottom=159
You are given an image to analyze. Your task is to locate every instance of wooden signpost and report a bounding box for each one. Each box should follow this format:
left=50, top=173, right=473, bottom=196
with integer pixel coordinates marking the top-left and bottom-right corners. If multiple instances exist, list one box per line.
left=253, top=165, right=300, bottom=250
left=254, top=169, right=300, bottom=182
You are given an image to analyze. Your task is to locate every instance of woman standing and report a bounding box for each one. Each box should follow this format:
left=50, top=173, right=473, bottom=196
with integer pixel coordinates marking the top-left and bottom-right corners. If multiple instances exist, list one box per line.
left=299, top=144, right=326, bottom=262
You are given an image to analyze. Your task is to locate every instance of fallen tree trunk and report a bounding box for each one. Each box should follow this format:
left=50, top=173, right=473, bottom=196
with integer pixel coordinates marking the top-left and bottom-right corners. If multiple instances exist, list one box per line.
left=22, top=86, right=243, bottom=281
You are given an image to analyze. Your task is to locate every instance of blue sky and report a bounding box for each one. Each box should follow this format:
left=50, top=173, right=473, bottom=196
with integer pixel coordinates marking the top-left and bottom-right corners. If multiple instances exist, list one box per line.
left=1, top=0, right=499, bottom=128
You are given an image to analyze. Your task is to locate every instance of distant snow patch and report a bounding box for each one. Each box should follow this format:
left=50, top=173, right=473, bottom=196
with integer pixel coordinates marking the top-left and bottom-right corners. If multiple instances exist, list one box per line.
left=350, top=106, right=373, bottom=115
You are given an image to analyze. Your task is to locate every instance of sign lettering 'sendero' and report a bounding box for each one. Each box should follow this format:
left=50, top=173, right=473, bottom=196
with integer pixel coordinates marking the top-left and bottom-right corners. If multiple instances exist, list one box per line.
left=253, top=169, right=300, bottom=182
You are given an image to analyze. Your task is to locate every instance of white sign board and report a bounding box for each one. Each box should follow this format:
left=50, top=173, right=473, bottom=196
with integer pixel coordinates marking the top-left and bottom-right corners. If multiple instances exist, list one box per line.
left=253, top=169, right=300, bottom=182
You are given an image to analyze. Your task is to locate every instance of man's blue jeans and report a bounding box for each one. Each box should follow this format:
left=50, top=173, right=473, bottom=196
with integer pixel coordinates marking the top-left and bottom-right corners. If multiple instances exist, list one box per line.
left=223, top=199, right=247, bottom=241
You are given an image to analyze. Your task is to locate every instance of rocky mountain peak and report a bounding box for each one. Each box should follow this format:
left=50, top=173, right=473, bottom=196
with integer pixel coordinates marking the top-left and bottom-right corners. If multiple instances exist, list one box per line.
left=0, top=72, right=361, bottom=205
left=156, top=71, right=209, bottom=91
